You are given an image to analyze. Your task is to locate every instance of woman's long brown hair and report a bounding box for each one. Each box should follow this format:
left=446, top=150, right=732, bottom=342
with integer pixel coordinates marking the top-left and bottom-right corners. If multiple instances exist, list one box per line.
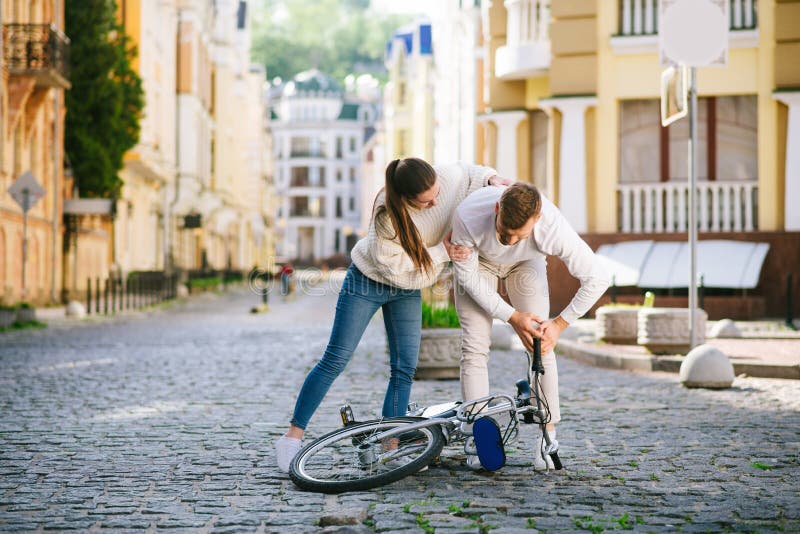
left=373, top=158, right=437, bottom=273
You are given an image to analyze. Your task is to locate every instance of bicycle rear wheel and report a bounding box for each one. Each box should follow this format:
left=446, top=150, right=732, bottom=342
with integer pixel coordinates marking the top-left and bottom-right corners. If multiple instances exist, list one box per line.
left=289, top=417, right=445, bottom=493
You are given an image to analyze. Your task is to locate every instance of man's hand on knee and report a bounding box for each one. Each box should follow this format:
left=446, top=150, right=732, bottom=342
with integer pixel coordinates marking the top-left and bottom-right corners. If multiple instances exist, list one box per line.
left=508, top=311, right=543, bottom=352
left=535, top=316, right=569, bottom=354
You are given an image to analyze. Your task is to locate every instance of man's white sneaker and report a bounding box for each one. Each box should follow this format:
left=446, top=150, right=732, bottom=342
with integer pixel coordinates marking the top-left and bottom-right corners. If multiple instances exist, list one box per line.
left=275, top=435, right=302, bottom=473
left=532, top=430, right=557, bottom=471
left=466, top=453, right=483, bottom=471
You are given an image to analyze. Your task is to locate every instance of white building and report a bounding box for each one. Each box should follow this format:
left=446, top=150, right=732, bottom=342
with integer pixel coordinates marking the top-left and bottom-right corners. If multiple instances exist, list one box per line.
left=269, top=70, right=377, bottom=262
left=431, top=1, right=482, bottom=165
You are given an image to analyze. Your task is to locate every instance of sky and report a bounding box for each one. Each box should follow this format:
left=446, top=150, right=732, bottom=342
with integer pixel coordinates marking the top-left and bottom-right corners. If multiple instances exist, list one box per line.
left=371, top=0, right=445, bottom=18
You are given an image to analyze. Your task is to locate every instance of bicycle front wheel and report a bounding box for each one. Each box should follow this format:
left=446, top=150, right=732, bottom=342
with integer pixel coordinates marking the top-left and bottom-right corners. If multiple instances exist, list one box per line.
left=289, top=417, right=445, bottom=493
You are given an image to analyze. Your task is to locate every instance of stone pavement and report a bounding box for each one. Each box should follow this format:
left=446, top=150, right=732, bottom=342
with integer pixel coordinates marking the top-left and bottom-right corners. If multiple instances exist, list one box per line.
left=1, top=279, right=799, bottom=533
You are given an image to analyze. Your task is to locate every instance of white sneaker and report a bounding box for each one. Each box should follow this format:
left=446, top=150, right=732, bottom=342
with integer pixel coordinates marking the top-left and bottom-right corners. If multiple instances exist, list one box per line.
left=465, top=453, right=483, bottom=471
left=532, top=430, right=556, bottom=471
left=463, top=437, right=482, bottom=470
left=275, top=435, right=302, bottom=473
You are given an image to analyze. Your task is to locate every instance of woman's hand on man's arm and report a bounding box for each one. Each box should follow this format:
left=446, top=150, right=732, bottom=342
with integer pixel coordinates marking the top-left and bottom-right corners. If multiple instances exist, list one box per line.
left=443, top=231, right=473, bottom=262
left=488, top=175, right=514, bottom=187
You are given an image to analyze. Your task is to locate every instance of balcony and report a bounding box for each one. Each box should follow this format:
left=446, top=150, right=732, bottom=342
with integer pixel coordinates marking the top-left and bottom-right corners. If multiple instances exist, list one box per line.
left=617, top=180, right=758, bottom=233
left=495, top=0, right=550, bottom=80
left=3, top=24, right=71, bottom=89
left=289, top=176, right=326, bottom=188
left=290, top=150, right=325, bottom=159
left=289, top=207, right=326, bottom=218
left=612, top=0, right=758, bottom=54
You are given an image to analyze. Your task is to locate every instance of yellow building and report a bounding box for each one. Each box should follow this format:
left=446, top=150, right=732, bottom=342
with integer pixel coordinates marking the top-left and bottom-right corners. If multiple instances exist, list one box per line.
left=115, top=0, right=178, bottom=275
left=0, top=0, right=70, bottom=305
left=384, top=19, right=435, bottom=161
left=478, top=0, right=799, bottom=318
left=170, top=0, right=273, bottom=273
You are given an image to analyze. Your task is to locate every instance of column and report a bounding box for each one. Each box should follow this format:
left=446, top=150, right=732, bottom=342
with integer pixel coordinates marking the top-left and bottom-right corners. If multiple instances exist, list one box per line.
left=539, top=96, right=597, bottom=233
left=774, top=91, right=800, bottom=231
left=477, top=110, right=527, bottom=181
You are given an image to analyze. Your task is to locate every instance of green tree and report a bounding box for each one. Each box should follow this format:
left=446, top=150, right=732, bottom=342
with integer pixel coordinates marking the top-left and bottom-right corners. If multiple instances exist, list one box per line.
left=65, top=0, right=144, bottom=198
left=251, top=0, right=411, bottom=84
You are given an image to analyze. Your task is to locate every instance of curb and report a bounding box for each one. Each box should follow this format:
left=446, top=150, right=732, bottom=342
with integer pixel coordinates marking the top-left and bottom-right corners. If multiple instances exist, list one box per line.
left=557, top=339, right=800, bottom=380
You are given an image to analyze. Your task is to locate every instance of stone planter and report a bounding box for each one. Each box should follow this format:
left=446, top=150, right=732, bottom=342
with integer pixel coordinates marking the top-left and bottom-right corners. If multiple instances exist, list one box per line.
left=15, top=307, right=36, bottom=323
left=415, top=328, right=462, bottom=380
left=0, top=309, right=15, bottom=328
left=595, top=306, right=640, bottom=344
left=637, top=307, right=707, bottom=355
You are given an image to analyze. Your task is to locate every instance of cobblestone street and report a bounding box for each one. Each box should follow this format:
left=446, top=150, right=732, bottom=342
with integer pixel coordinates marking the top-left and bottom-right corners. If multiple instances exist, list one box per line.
left=1, top=279, right=799, bottom=533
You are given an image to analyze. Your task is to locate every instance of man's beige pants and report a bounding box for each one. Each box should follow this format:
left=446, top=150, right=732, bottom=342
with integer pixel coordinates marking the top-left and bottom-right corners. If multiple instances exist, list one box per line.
left=454, top=257, right=561, bottom=424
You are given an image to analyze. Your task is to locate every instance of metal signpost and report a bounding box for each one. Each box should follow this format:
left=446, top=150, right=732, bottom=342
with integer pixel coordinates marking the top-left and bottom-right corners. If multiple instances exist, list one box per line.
left=659, top=0, right=728, bottom=349
left=8, top=171, right=46, bottom=300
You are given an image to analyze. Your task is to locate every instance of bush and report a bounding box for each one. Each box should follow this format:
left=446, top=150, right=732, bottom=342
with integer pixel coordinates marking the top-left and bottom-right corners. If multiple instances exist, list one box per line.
left=187, top=277, right=222, bottom=290
left=421, top=301, right=460, bottom=329
left=17, top=302, right=33, bottom=309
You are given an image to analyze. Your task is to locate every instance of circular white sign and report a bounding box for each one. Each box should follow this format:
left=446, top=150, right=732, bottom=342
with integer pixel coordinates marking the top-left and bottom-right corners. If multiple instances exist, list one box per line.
left=660, top=0, right=728, bottom=67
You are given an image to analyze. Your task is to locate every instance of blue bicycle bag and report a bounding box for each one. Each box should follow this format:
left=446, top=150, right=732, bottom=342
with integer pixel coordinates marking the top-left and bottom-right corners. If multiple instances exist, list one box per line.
left=473, top=417, right=506, bottom=471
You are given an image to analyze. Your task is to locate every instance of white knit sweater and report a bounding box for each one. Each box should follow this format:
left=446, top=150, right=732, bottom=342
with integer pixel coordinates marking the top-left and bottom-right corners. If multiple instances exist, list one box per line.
left=350, top=162, right=497, bottom=290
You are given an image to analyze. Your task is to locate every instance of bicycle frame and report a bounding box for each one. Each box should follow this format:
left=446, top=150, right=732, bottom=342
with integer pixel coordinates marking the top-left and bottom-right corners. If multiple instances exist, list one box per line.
left=344, top=338, right=562, bottom=470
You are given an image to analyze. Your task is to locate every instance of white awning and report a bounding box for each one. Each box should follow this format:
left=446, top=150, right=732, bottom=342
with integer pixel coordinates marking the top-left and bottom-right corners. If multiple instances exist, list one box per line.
left=596, top=240, right=769, bottom=289
left=595, top=240, right=654, bottom=286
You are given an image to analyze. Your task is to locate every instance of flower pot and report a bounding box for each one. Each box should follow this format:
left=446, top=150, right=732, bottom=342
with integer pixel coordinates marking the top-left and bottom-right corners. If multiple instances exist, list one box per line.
left=0, top=309, right=15, bottom=328
left=637, top=307, right=707, bottom=355
left=415, top=328, right=462, bottom=380
left=16, top=307, right=36, bottom=323
left=595, top=306, right=639, bottom=344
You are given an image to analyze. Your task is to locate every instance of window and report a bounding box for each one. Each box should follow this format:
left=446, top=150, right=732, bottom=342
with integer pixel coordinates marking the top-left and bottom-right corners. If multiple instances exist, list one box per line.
left=349, top=167, right=355, bottom=183
left=334, top=229, right=341, bottom=252
left=336, top=197, right=343, bottom=218
left=291, top=167, right=310, bottom=187
left=290, top=137, right=311, bottom=157
left=619, top=96, right=757, bottom=184
left=349, top=137, right=356, bottom=152
left=349, top=197, right=355, bottom=212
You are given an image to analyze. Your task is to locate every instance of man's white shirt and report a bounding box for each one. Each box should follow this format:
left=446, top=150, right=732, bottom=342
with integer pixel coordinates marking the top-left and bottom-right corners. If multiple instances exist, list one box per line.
left=450, top=186, right=610, bottom=324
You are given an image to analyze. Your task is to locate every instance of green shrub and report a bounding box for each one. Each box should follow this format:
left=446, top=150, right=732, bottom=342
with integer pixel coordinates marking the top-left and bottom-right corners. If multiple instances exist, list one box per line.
left=421, top=301, right=460, bottom=329
left=17, top=302, right=33, bottom=309
left=187, top=277, right=223, bottom=289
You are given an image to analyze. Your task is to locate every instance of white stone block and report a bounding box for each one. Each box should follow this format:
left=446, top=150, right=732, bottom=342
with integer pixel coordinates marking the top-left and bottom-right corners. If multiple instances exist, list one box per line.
left=709, top=318, right=742, bottom=338
left=638, top=307, right=707, bottom=354
left=66, top=301, right=86, bottom=318
left=680, top=344, right=735, bottom=389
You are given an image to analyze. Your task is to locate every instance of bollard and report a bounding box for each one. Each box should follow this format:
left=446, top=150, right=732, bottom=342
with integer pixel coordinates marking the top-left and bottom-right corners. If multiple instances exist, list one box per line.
left=699, top=274, right=705, bottom=311
left=96, top=277, right=101, bottom=314
left=787, top=273, right=793, bottom=327
left=86, top=278, right=92, bottom=316
left=104, top=278, right=109, bottom=315
left=110, top=277, right=116, bottom=314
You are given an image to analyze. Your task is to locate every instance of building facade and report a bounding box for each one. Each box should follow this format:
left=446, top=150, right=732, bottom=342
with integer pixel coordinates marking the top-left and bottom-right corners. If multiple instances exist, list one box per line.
left=270, top=69, right=377, bottom=263
left=168, top=0, right=273, bottom=272
left=475, top=0, right=799, bottom=318
left=383, top=20, right=434, bottom=161
left=1, top=0, right=70, bottom=305
left=116, top=0, right=178, bottom=276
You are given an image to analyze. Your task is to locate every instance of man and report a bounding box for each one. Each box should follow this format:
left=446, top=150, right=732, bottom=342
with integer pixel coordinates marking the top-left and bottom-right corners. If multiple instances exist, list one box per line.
left=450, top=183, right=610, bottom=469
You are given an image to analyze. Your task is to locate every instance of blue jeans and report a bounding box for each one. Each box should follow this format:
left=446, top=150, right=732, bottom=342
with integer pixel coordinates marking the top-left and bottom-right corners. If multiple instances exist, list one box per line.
left=291, top=264, right=422, bottom=430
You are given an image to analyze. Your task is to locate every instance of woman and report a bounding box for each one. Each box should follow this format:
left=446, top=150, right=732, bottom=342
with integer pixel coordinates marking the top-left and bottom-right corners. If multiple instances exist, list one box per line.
left=275, top=157, right=507, bottom=472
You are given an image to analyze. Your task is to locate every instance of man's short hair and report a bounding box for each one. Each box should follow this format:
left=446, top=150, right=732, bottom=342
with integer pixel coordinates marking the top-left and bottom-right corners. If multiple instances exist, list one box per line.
left=499, top=183, right=542, bottom=230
